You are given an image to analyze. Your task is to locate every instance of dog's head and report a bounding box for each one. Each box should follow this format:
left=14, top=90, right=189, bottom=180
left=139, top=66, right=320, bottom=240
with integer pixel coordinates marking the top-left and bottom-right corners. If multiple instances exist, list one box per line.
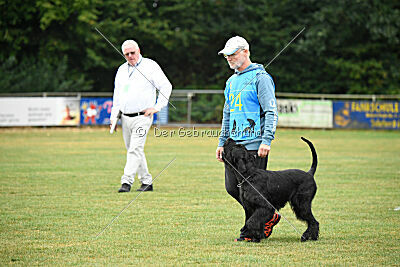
left=222, top=138, right=256, bottom=176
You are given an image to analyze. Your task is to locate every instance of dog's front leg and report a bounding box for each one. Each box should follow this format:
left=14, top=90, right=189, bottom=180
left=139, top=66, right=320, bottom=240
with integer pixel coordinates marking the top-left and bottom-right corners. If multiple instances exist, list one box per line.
left=245, top=207, right=272, bottom=242
left=239, top=206, right=253, bottom=238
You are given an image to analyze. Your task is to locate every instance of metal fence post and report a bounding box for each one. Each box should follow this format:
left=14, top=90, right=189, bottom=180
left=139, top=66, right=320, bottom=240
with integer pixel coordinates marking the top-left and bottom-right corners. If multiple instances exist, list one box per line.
left=77, top=93, right=81, bottom=127
left=187, top=92, right=194, bottom=124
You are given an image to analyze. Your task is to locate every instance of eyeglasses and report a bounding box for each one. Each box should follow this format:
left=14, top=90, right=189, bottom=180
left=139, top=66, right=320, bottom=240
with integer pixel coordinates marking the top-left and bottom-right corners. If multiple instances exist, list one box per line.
left=224, top=49, right=243, bottom=59
left=124, top=51, right=136, bottom=56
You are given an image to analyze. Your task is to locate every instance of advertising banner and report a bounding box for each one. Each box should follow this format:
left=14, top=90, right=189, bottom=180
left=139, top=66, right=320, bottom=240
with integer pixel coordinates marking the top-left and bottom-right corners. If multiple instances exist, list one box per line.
left=277, top=99, right=333, bottom=128
left=80, top=98, right=113, bottom=125
left=80, top=98, right=169, bottom=125
left=333, top=101, right=400, bottom=129
left=155, top=105, right=168, bottom=125
left=0, top=97, right=80, bottom=126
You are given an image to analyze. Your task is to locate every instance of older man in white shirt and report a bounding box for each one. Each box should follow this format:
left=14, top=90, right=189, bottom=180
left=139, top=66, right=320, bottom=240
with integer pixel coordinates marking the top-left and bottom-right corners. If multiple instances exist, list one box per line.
left=110, top=39, right=172, bottom=193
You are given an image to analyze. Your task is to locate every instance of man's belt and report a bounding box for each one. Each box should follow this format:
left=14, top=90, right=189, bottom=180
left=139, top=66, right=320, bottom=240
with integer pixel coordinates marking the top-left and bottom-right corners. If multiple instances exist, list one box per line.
left=123, top=112, right=146, bottom=117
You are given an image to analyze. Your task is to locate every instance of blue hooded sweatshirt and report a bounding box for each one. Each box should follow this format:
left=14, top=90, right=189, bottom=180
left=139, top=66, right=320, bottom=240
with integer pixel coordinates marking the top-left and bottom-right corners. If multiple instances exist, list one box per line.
left=218, top=63, right=278, bottom=150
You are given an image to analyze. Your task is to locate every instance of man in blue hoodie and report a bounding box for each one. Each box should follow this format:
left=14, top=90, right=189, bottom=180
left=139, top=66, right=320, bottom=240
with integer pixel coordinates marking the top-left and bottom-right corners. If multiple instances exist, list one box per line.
left=216, top=36, right=279, bottom=241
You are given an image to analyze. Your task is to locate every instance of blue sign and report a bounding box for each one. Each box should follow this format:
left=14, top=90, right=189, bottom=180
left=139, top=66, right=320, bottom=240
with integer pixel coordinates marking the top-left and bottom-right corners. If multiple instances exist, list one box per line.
left=333, top=101, right=400, bottom=129
left=155, top=105, right=168, bottom=125
left=80, top=97, right=169, bottom=125
left=80, top=98, right=113, bottom=125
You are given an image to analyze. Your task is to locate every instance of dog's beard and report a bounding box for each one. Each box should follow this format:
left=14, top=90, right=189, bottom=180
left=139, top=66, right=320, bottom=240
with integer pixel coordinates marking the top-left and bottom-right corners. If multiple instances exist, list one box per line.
left=227, top=148, right=256, bottom=177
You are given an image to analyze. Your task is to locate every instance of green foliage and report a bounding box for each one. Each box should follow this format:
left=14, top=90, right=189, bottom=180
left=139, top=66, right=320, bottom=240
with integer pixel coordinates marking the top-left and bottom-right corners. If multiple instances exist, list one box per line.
left=0, top=56, right=91, bottom=93
left=0, top=0, right=399, bottom=94
left=191, top=94, right=224, bottom=123
left=169, top=94, right=224, bottom=123
left=168, top=100, right=188, bottom=123
left=289, top=0, right=400, bottom=94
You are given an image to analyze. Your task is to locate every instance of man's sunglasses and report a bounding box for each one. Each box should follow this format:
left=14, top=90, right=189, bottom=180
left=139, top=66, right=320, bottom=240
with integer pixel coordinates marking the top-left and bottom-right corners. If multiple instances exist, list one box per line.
left=124, top=51, right=136, bottom=56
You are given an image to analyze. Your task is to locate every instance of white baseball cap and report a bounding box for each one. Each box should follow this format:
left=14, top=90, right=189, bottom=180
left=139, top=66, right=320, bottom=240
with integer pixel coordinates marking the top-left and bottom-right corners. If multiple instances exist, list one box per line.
left=218, top=36, right=249, bottom=56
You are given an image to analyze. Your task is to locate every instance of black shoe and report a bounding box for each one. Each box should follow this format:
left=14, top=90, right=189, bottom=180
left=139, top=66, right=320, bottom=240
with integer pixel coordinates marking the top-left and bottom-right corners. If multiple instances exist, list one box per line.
left=137, top=184, right=153, bottom=191
left=118, top=183, right=131, bottom=193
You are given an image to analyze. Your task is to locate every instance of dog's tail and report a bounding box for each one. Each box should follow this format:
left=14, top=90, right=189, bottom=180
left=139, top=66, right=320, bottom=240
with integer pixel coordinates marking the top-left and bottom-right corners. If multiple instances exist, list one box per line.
left=301, top=137, right=318, bottom=176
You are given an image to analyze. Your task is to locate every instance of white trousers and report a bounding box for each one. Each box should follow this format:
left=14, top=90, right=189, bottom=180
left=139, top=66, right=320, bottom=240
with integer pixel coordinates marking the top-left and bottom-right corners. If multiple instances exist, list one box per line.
left=121, top=114, right=153, bottom=185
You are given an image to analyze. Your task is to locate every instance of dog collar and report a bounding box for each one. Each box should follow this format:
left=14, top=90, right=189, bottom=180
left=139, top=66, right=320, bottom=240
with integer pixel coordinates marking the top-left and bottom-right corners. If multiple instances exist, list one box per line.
left=237, top=174, right=253, bottom=187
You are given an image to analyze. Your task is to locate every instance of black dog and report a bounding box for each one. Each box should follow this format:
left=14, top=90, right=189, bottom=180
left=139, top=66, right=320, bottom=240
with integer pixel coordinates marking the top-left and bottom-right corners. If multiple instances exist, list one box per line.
left=222, top=137, right=319, bottom=242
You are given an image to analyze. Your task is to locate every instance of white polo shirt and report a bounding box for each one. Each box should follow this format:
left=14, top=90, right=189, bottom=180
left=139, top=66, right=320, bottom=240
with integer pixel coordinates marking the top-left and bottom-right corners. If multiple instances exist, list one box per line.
left=110, top=55, right=172, bottom=122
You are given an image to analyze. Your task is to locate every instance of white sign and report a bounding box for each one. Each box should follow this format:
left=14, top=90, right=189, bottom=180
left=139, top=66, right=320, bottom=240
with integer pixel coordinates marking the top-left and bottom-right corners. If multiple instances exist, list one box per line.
left=0, top=97, right=80, bottom=126
left=277, top=99, right=333, bottom=128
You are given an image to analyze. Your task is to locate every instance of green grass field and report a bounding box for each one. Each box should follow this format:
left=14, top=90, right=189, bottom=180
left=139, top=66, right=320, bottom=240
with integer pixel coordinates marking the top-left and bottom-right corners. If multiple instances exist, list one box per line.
left=0, top=127, right=399, bottom=265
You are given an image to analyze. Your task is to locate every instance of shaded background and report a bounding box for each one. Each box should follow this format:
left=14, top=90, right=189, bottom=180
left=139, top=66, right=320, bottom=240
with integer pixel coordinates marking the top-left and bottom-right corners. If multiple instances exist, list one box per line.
left=1, top=0, right=399, bottom=95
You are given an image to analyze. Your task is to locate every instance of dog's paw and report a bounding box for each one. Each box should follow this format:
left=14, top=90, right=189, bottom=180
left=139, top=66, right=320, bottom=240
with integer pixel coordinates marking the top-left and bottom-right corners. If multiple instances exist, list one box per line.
left=301, top=233, right=318, bottom=242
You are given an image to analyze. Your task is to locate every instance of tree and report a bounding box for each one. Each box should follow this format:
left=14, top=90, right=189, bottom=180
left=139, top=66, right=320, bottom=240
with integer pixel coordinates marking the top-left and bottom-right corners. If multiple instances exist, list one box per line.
left=0, top=0, right=399, bottom=94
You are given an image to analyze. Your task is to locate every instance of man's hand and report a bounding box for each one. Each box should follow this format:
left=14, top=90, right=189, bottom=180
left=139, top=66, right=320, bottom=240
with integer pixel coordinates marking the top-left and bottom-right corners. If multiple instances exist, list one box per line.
left=109, top=123, right=117, bottom=132
left=143, top=108, right=158, bottom=116
left=258, top=144, right=271, bottom=158
left=216, top=147, right=224, bottom=162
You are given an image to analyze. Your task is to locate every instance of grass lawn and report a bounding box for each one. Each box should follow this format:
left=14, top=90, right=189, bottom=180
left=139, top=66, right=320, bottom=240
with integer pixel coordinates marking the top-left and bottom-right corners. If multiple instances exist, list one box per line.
left=0, top=127, right=399, bottom=265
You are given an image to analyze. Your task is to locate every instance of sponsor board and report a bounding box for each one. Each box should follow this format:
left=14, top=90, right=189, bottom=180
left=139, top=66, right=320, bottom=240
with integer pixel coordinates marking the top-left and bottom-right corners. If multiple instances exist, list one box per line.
left=277, top=99, right=333, bottom=128
left=333, top=101, right=400, bottom=129
left=80, top=98, right=168, bottom=125
left=80, top=98, right=113, bottom=125
left=0, top=97, right=80, bottom=126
